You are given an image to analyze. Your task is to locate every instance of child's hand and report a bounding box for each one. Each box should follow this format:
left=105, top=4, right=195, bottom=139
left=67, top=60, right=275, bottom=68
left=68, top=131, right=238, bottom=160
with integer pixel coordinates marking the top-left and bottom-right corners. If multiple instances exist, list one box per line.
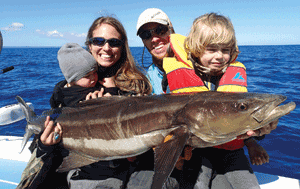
left=85, top=88, right=113, bottom=100
left=238, top=120, right=278, bottom=139
left=86, top=88, right=105, bottom=100
left=40, top=116, right=62, bottom=146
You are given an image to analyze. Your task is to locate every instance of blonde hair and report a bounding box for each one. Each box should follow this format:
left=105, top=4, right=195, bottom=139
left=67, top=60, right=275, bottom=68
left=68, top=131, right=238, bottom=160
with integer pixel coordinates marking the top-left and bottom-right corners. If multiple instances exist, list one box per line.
left=86, top=16, right=152, bottom=95
left=184, top=13, right=239, bottom=66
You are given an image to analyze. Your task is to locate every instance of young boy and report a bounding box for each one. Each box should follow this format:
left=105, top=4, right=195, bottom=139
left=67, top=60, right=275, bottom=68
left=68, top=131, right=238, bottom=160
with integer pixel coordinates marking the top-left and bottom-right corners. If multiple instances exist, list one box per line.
left=50, top=42, right=119, bottom=108
left=163, top=13, right=268, bottom=189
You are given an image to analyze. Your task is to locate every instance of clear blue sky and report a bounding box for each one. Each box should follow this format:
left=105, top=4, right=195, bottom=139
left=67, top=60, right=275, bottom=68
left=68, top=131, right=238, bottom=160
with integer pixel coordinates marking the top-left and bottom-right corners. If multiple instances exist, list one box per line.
left=1, top=0, right=299, bottom=47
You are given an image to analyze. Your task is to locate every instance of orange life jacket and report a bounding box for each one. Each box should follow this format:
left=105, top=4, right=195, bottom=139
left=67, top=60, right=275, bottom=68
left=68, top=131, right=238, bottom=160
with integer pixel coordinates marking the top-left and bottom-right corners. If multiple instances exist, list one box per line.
left=163, top=34, right=247, bottom=150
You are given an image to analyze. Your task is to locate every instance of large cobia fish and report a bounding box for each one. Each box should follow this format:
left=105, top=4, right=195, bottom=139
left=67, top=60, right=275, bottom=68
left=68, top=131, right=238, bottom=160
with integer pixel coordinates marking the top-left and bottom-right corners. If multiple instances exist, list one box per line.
left=17, top=92, right=296, bottom=189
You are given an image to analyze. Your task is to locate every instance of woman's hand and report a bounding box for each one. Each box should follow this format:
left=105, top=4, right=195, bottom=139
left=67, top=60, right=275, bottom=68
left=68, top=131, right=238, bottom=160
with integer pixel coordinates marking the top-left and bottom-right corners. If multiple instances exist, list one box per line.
left=40, top=116, right=63, bottom=146
left=238, top=119, right=278, bottom=139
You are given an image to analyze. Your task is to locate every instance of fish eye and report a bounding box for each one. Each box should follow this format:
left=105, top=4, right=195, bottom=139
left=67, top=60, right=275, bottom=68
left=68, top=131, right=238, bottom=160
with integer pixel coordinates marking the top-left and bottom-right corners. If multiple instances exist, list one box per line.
left=237, top=103, right=248, bottom=111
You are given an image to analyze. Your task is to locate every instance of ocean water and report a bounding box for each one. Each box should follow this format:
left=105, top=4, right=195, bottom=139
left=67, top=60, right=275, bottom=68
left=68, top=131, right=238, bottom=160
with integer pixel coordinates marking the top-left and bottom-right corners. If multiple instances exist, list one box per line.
left=0, top=45, right=299, bottom=179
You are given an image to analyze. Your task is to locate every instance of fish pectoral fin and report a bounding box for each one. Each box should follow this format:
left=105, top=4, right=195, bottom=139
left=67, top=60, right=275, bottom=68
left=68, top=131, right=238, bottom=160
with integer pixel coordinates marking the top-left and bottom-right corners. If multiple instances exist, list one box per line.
left=20, top=128, right=34, bottom=153
left=57, top=150, right=101, bottom=172
left=151, top=127, right=190, bottom=189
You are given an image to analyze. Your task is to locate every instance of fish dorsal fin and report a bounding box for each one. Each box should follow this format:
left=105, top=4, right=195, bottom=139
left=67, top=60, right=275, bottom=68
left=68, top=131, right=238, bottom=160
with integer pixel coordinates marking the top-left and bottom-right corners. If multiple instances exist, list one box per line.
left=39, top=108, right=64, bottom=121
left=151, top=126, right=190, bottom=189
left=41, top=108, right=62, bottom=116
left=77, top=96, right=128, bottom=108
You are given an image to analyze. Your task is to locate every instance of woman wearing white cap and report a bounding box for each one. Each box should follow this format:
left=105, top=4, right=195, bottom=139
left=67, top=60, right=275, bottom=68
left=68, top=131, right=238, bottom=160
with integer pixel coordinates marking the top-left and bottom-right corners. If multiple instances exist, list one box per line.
left=136, top=8, right=175, bottom=94
left=136, top=8, right=201, bottom=189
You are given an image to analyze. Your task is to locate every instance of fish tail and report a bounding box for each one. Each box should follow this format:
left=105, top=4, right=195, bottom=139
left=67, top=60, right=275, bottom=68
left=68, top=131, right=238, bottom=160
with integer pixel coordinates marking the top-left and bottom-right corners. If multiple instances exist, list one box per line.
left=16, top=96, right=39, bottom=153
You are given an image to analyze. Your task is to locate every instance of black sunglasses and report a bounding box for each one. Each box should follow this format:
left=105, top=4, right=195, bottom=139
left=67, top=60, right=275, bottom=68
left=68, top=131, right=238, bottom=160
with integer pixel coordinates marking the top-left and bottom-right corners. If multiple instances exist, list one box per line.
left=138, top=25, right=169, bottom=40
left=89, top=37, right=124, bottom=47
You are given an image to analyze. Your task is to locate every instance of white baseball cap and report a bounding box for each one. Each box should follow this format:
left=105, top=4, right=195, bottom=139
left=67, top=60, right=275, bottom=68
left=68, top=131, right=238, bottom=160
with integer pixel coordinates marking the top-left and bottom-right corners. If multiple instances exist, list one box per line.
left=136, top=8, right=170, bottom=35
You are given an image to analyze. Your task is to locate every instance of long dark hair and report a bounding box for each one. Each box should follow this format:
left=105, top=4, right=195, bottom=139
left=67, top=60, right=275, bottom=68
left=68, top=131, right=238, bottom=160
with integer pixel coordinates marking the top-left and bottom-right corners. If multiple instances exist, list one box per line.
left=86, top=16, right=152, bottom=95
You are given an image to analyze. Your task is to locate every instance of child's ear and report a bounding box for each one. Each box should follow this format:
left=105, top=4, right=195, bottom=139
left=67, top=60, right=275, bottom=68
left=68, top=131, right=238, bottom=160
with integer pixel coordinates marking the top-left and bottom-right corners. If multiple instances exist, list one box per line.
left=230, top=49, right=240, bottom=63
left=229, top=45, right=239, bottom=63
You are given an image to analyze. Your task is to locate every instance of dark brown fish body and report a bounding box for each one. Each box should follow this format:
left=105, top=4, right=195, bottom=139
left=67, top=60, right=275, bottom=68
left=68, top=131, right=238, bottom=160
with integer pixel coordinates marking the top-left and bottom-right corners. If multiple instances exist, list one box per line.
left=17, top=92, right=296, bottom=188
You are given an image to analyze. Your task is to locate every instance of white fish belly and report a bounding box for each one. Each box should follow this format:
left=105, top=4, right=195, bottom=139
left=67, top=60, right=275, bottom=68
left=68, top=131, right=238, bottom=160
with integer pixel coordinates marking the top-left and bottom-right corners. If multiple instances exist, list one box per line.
left=63, top=128, right=177, bottom=160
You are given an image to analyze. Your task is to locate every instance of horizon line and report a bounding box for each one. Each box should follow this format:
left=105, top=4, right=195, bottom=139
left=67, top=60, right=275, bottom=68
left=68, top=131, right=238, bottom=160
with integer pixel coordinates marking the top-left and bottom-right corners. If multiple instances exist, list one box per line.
left=3, top=44, right=300, bottom=48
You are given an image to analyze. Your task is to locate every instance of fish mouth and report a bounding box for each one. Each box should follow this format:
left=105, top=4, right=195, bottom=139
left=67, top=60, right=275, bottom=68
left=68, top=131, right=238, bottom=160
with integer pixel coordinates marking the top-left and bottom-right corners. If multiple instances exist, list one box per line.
left=263, top=101, right=296, bottom=122
left=252, top=95, right=296, bottom=125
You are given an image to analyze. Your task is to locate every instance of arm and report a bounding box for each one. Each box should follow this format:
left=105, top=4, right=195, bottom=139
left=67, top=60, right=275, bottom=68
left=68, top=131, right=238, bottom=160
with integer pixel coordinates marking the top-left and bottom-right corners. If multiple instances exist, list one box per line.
left=244, top=137, right=269, bottom=165
left=37, top=116, right=63, bottom=157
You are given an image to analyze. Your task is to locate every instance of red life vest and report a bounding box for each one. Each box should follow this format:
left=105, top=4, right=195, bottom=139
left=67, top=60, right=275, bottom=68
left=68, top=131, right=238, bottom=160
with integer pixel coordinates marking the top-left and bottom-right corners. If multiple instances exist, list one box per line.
left=163, top=34, right=247, bottom=150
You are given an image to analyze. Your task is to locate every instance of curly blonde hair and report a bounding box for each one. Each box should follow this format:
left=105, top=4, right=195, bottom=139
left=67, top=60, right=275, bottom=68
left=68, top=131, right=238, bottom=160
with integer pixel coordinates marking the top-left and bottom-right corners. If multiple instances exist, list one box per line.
left=86, top=16, right=152, bottom=95
left=184, top=13, right=239, bottom=65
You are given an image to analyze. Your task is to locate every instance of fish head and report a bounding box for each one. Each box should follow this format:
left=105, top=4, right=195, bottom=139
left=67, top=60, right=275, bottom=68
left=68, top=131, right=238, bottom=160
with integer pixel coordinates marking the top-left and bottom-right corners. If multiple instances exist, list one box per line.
left=183, top=92, right=296, bottom=142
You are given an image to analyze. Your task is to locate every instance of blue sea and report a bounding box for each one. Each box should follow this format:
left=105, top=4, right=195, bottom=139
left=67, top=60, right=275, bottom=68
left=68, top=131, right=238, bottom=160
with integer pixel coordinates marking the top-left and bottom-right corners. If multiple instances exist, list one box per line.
left=0, top=45, right=299, bottom=179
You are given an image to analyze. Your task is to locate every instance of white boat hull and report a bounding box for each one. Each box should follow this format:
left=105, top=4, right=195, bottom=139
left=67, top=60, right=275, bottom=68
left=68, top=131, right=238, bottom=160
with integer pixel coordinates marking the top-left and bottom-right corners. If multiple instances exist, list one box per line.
left=0, top=136, right=299, bottom=188
left=0, top=103, right=34, bottom=125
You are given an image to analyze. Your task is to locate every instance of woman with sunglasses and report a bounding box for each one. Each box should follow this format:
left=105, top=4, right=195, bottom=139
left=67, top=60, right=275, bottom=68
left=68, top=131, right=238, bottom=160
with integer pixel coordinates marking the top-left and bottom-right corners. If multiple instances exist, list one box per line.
left=136, top=8, right=200, bottom=189
left=136, top=8, right=192, bottom=188
left=17, top=16, right=158, bottom=189
left=136, top=8, right=199, bottom=188
left=61, top=16, right=155, bottom=189
left=85, top=16, right=151, bottom=98
left=136, top=8, right=175, bottom=95
left=64, top=16, right=155, bottom=189
left=79, top=16, right=178, bottom=189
